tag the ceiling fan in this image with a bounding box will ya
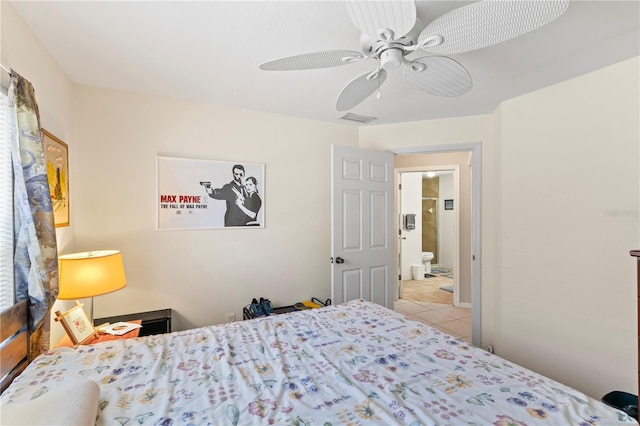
[259,0,569,112]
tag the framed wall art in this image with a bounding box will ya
[54,302,98,345]
[444,199,454,210]
[43,129,69,227]
[157,156,265,230]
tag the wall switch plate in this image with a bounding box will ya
[226,313,236,323]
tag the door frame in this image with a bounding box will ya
[396,166,460,307]
[391,142,482,347]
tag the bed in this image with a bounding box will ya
[1,299,636,425]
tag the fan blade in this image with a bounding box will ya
[418,0,569,54]
[336,69,388,111]
[345,0,416,40]
[259,50,365,71]
[404,56,472,97]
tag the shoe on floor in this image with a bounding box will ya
[294,302,310,310]
[260,297,275,315]
[250,298,265,317]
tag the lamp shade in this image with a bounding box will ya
[58,250,127,300]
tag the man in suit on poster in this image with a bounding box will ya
[202,164,248,227]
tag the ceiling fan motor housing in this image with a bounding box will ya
[360,32,415,57]
[380,48,405,70]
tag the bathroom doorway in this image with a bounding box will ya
[398,168,458,307]
[393,144,481,346]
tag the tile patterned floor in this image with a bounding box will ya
[394,270,472,342]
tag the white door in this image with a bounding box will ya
[331,145,395,309]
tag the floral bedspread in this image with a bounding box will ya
[2,299,634,425]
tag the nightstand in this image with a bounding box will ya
[55,320,141,348]
[94,308,171,337]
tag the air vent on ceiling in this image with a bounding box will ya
[339,113,377,124]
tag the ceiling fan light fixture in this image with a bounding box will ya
[380,48,404,70]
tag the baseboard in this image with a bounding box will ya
[459,302,471,309]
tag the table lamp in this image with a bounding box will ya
[57,250,127,324]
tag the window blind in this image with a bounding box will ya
[0,89,15,312]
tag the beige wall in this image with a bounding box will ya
[4,0,639,401]
[497,56,639,398]
[1,3,75,253]
[360,57,640,399]
[3,1,359,340]
[71,86,358,331]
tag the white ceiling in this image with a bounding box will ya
[9,1,640,126]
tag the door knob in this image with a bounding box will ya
[335,257,345,264]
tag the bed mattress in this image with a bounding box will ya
[1,299,634,425]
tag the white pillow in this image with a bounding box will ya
[1,378,100,426]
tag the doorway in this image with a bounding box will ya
[398,167,459,307]
[392,143,482,346]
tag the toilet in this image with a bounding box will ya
[422,252,434,274]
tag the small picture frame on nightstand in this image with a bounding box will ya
[54,301,98,345]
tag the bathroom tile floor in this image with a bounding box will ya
[394,271,472,342]
[401,275,453,305]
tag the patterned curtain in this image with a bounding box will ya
[9,71,59,359]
